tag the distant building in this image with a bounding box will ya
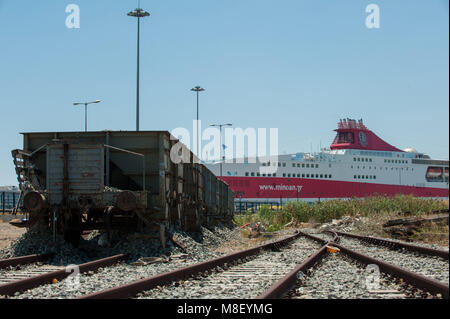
[0,186,21,212]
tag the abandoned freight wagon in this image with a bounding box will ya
[12,130,234,245]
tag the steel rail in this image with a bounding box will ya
[332,242,449,299]
[260,231,448,299]
[77,231,304,299]
[334,231,449,259]
[257,231,340,299]
[257,244,328,299]
[0,253,54,270]
[303,230,341,245]
[0,254,127,296]
[322,231,449,298]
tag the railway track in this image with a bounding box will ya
[134,236,323,299]
[0,264,64,286]
[0,254,127,297]
[283,231,449,299]
[327,231,449,285]
[77,231,313,299]
[290,253,411,299]
[2,230,448,299]
[72,231,450,299]
[0,253,54,269]
[0,253,60,286]
[334,231,449,259]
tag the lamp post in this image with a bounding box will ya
[191,86,205,158]
[73,100,101,132]
[210,123,232,180]
[128,7,150,131]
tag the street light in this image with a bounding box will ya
[191,86,205,158]
[73,100,101,132]
[128,7,150,131]
[210,123,232,180]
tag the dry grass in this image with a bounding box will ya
[411,222,449,247]
[235,195,448,228]
[234,196,449,246]
[351,210,399,237]
[349,211,449,246]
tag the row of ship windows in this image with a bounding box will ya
[353,157,409,164]
[261,158,410,168]
[245,172,332,179]
[384,159,408,164]
[354,175,377,180]
[351,166,413,171]
[357,151,407,158]
[292,163,319,168]
[261,162,320,168]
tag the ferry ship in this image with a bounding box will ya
[207,119,449,209]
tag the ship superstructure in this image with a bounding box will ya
[207,119,449,209]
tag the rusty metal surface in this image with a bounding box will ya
[256,231,338,299]
[335,231,449,259]
[117,191,137,212]
[299,231,335,245]
[78,232,303,299]
[259,231,449,299]
[23,191,46,212]
[47,144,104,206]
[0,253,54,270]
[18,131,234,235]
[0,254,127,296]
[257,244,328,299]
[332,242,449,298]
[326,231,449,297]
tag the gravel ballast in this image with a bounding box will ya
[301,229,449,286]
[1,224,297,299]
[292,254,425,299]
[334,236,449,285]
[136,236,322,299]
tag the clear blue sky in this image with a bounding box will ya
[0,0,448,186]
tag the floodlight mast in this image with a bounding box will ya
[191,86,205,157]
[73,100,101,131]
[128,8,150,131]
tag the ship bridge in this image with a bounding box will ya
[330,119,403,152]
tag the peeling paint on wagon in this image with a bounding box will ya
[12,131,234,245]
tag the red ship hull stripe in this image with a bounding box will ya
[221,177,449,199]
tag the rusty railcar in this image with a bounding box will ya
[12,131,234,245]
